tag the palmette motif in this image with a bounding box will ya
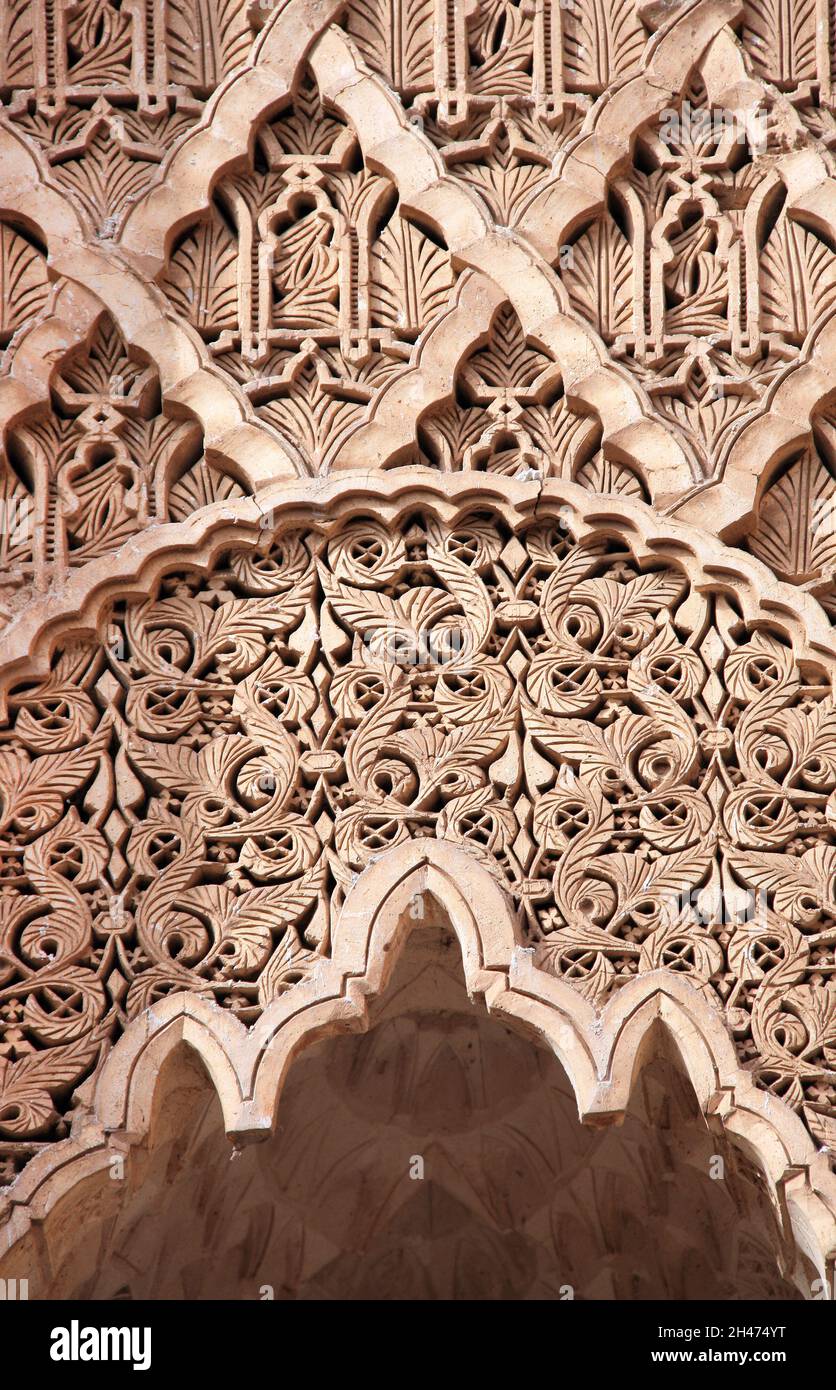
[0,501,834,1161]
[3,3,836,576]
[1,0,258,234]
[159,66,457,473]
[0,311,212,627]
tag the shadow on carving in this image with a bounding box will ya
[0,915,807,1300]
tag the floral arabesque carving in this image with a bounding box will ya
[344,0,648,119]
[0,310,215,627]
[0,492,834,1166]
[0,0,259,235]
[159,66,456,473]
[414,299,646,494]
[343,0,649,228]
[560,66,836,485]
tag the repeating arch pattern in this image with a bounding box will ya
[1,0,836,1294]
[0,5,835,543]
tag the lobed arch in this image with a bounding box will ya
[4,465,836,691]
[0,125,302,490]
[117,7,699,499]
[1,838,833,1295]
[8,8,676,505]
[5,3,836,523]
[0,477,834,1280]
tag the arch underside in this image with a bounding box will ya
[1,0,836,1300]
[0,916,809,1300]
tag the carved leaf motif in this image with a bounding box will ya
[370,215,454,337]
[743,0,817,84]
[1,0,35,86]
[449,132,554,225]
[563,0,647,90]
[0,743,103,836]
[272,210,340,329]
[563,219,633,341]
[752,985,836,1081]
[470,303,547,388]
[257,927,320,1005]
[168,462,244,520]
[395,710,516,799]
[345,684,411,795]
[780,698,836,785]
[419,404,494,471]
[466,0,534,95]
[0,1024,111,1138]
[54,124,154,231]
[804,1105,836,1151]
[729,845,836,923]
[166,0,254,93]
[575,453,646,499]
[0,461,33,574]
[66,0,132,84]
[597,848,713,931]
[760,219,836,340]
[128,733,261,821]
[749,448,836,580]
[129,593,307,676]
[345,0,435,93]
[177,871,325,978]
[163,212,239,339]
[320,567,458,654]
[0,223,49,343]
[521,701,650,783]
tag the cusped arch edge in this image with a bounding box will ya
[1,838,834,1292]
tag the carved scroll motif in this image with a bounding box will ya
[0,498,834,1163]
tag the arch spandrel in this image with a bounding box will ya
[2,0,836,1302]
[0,477,834,1292]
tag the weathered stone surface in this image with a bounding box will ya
[0,0,835,1299]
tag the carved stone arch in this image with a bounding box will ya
[7,3,836,532]
[355,294,647,493]
[0,955,816,1299]
[0,290,291,630]
[304,25,695,492]
[0,123,302,494]
[0,837,832,1296]
[5,1,836,1301]
[157,60,460,472]
[112,12,700,498]
[0,475,835,1269]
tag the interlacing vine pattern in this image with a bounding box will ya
[0,499,835,1171]
[1,0,836,1248]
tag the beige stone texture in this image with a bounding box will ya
[0,0,835,1300]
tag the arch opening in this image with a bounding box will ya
[2,908,804,1301]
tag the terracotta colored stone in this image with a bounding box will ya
[0,0,835,1301]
